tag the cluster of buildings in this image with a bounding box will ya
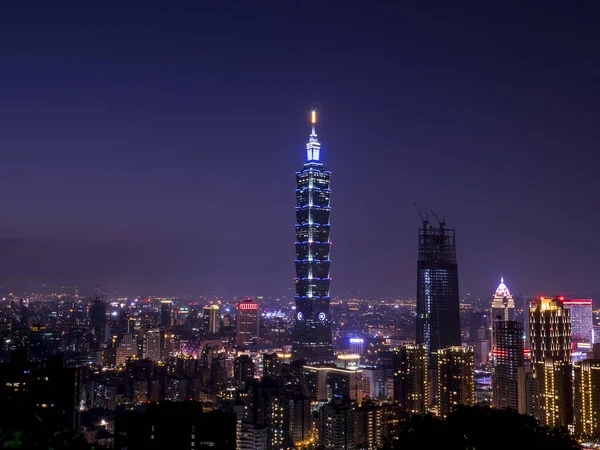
[0,112,599,449]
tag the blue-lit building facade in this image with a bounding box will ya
[416,220,461,365]
[292,112,334,364]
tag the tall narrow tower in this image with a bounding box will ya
[292,111,334,364]
[416,218,461,364]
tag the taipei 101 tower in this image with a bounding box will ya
[291,111,334,364]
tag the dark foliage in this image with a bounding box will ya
[0,408,98,450]
[384,406,580,450]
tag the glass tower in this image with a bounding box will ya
[292,111,334,364]
[416,219,461,364]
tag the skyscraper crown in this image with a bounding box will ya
[306,110,321,162]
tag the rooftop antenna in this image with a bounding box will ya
[412,202,429,226]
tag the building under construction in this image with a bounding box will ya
[415,213,461,365]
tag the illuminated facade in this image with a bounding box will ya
[292,111,334,364]
[437,346,475,419]
[490,278,515,321]
[530,296,572,428]
[236,299,259,346]
[393,344,428,415]
[203,305,220,334]
[575,354,600,437]
[416,219,461,364]
[564,299,593,343]
[492,321,525,412]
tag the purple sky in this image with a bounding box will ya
[0,1,599,299]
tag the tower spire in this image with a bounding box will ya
[306,110,321,162]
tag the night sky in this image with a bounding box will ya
[1,2,599,299]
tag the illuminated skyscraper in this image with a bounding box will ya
[393,344,428,415]
[563,299,593,343]
[203,305,220,334]
[574,345,600,436]
[492,320,525,412]
[142,328,161,362]
[437,346,475,419]
[160,300,172,329]
[292,111,334,364]
[530,296,572,428]
[491,278,515,322]
[236,299,259,346]
[416,218,461,364]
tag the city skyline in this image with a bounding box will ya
[1,3,599,300]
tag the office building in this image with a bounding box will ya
[89,298,107,342]
[335,354,360,370]
[142,328,161,362]
[203,304,220,334]
[393,344,428,415]
[564,299,593,343]
[492,320,525,412]
[263,352,291,378]
[292,111,335,364]
[416,217,461,364]
[160,300,172,329]
[350,337,365,355]
[304,365,362,402]
[530,296,572,428]
[319,398,355,450]
[438,346,475,419]
[491,278,515,322]
[574,345,600,437]
[234,354,255,388]
[116,333,137,367]
[236,299,259,346]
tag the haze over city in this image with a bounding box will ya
[1,2,599,300]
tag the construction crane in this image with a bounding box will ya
[429,209,446,228]
[412,201,429,226]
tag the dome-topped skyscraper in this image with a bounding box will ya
[491,277,515,322]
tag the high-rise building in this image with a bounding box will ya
[354,401,383,450]
[564,299,593,343]
[319,398,355,450]
[142,328,161,362]
[203,305,220,334]
[292,111,334,365]
[492,320,525,413]
[530,296,572,428]
[116,333,137,367]
[416,217,461,364]
[574,345,600,437]
[263,352,291,378]
[234,355,255,388]
[236,299,259,346]
[89,298,107,342]
[491,278,515,322]
[437,346,475,419]
[160,300,172,330]
[289,395,313,447]
[303,365,362,402]
[393,344,428,415]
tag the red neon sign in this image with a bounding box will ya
[237,302,259,311]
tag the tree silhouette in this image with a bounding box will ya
[384,406,580,450]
